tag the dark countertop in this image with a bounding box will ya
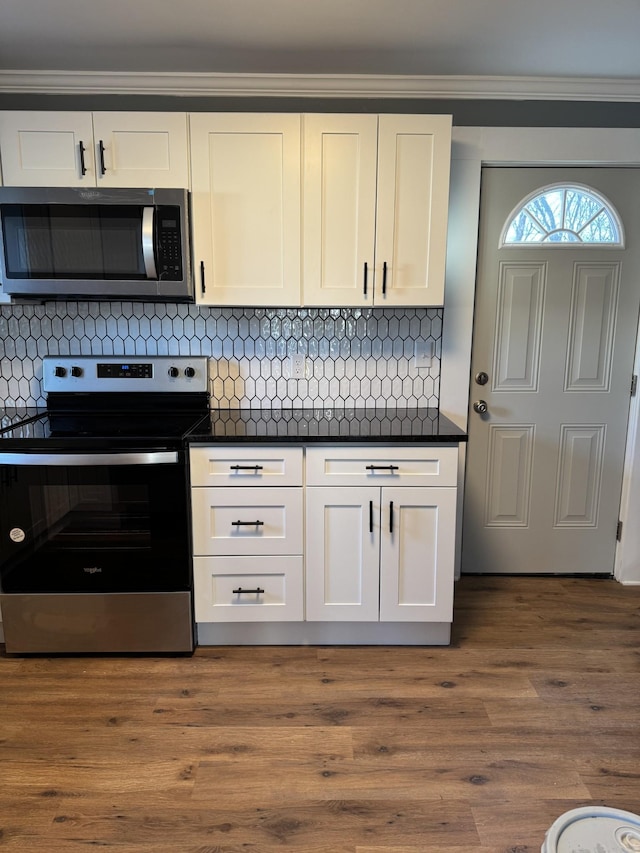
[0,406,467,445]
[188,407,467,443]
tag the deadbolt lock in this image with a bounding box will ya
[475,371,489,386]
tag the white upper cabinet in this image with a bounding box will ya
[190,113,302,306]
[0,112,94,186]
[0,111,189,188]
[91,113,189,188]
[303,114,378,307]
[303,113,452,307]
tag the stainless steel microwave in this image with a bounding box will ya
[0,187,192,301]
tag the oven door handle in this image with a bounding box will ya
[0,451,178,466]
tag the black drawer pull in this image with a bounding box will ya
[233,587,265,595]
[365,464,399,471]
[389,500,394,534]
[232,520,264,526]
[369,499,374,534]
[230,465,264,471]
[363,261,368,296]
[382,261,388,295]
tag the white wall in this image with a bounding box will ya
[440,126,640,584]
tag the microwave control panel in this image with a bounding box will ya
[156,206,183,281]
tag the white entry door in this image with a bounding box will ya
[462,168,640,575]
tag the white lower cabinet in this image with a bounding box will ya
[305,447,457,624]
[305,485,456,623]
[190,446,304,624]
[190,443,458,643]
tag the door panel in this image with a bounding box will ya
[380,486,456,621]
[554,425,605,526]
[302,114,378,306]
[305,486,380,621]
[463,167,640,575]
[484,425,535,527]
[0,111,95,186]
[92,112,189,188]
[190,113,301,306]
[375,114,451,306]
[565,263,618,391]
[493,262,545,391]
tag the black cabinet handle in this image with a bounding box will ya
[230,465,263,471]
[78,141,87,176]
[200,261,206,295]
[365,464,399,471]
[382,261,388,295]
[98,139,106,175]
[232,520,264,526]
[369,500,373,533]
[233,587,265,595]
[389,501,394,534]
[363,261,368,296]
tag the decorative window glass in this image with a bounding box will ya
[501,183,624,247]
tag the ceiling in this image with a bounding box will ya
[2,0,640,98]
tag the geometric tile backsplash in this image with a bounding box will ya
[0,301,442,409]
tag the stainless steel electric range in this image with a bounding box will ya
[0,355,209,655]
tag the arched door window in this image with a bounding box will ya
[500,183,624,246]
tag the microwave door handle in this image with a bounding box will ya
[142,206,158,280]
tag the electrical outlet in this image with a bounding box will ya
[413,339,435,368]
[290,353,306,378]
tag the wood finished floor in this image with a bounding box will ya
[1,574,639,852]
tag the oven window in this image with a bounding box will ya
[41,480,152,548]
[0,462,190,593]
[1,204,147,279]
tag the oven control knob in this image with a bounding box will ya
[71,366,83,377]
[168,367,180,378]
[184,367,195,378]
[54,366,67,378]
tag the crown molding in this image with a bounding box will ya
[1,70,640,101]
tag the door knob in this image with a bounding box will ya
[473,400,488,414]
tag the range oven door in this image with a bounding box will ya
[0,451,190,594]
[0,451,194,654]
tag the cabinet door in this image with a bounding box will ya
[305,487,380,621]
[0,111,95,186]
[91,112,189,188]
[190,113,301,306]
[379,486,456,622]
[303,114,378,306]
[375,115,452,307]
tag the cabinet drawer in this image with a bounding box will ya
[191,487,303,556]
[194,556,303,622]
[190,446,303,487]
[306,446,457,487]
